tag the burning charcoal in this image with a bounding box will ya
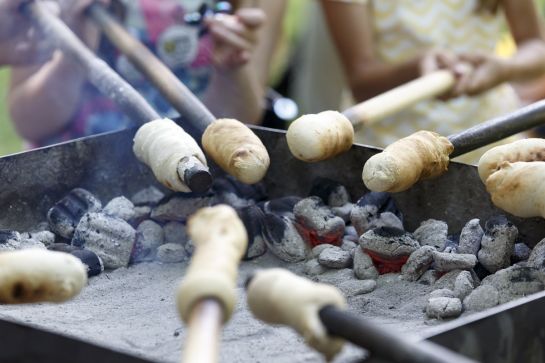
[527,238,545,270]
[72,212,136,269]
[413,219,448,251]
[463,285,500,312]
[458,219,483,255]
[304,259,328,276]
[293,197,345,247]
[47,188,102,239]
[426,297,462,319]
[512,243,531,263]
[350,192,403,236]
[261,214,308,262]
[338,279,376,297]
[331,204,354,223]
[156,243,187,263]
[131,220,164,263]
[70,249,104,277]
[367,212,404,231]
[419,270,442,285]
[481,265,545,304]
[47,243,81,253]
[429,288,457,299]
[130,186,165,206]
[103,197,136,221]
[453,271,475,300]
[311,244,333,258]
[432,251,477,272]
[130,206,151,226]
[28,231,56,247]
[478,215,518,273]
[353,248,379,280]
[316,268,354,286]
[212,175,267,204]
[401,246,435,282]
[309,177,351,207]
[150,196,212,223]
[318,246,352,269]
[235,205,267,260]
[359,227,420,274]
[341,239,357,255]
[0,230,20,244]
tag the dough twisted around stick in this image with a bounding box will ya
[177,205,248,323]
[485,161,545,218]
[362,131,453,192]
[202,119,270,184]
[247,268,346,361]
[478,138,545,182]
[0,249,87,304]
[286,111,354,162]
[133,118,207,192]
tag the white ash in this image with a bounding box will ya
[130,186,165,206]
[434,270,465,290]
[340,239,357,256]
[103,197,136,221]
[318,246,353,269]
[513,243,531,263]
[350,192,403,236]
[338,279,376,297]
[353,247,379,280]
[418,270,442,285]
[457,219,483,255]
[413,219,448,251]
[344,225,358,241]
[72,212,136,269]
[429,288,457,299]
[133,220,164,262]
[28,230,56,247]
[327,184,351,208]
[0,230,21,245]
[311,244,332,258]
[463,285,500,312]
[150,196,212,223]
[130,206,151,226]
[359,227,419,259]
[156,243,187,263]
[478,216,518,273]
[432,251,477,272]
[426,297,462,319]
[367,212,404,232]
[293,197,345,245]
[331,203,354,223]
[162,222,188,245]
[304,259,328,276]
[527,238,545,271]
[19,238,46,250]
[401,246,435,282]
[315,268,355,286]
[481,265,545,304]
[453,271,475,300]
[309,177,351,208]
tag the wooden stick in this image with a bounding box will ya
[183,299,224,363]
[343,70,455,127]
[24,1,212,192]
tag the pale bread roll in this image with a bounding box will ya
[286,111,354,162]
[0,249,87,304]
[247,268,346,361]
[478,138,545,182]
[133,119,207,192]
[202,119,270,184]
[177,205,248,323]
[362,131,453,192]
[485,161,545,218]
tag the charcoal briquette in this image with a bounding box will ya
[70,249,104,277]
[156,243,187,263]
[318,246,352,269]
[0,230,20,244]
[236,205,267,260]
[103,197,136,221]
[432,251,477,272]
[413,219,448,251]
[401,246,435,281]
[478,215,518,273]
[426,297,462,319]
[309,177,351,207]
[130,186,165,206]
[512,242,531,263]
[458,219,483,255]
[294,197,345,247]
[261,211,308,262]
[353,247,379,280]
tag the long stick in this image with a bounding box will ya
[184,299,223,363]
[24,1,212,193]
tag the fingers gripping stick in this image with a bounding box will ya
[177,205,248,323]
[0,249,87,304]
[246,269,346,361]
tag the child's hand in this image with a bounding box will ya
[205,8,266,70]
[450,53,510,96]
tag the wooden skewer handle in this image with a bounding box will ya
[343,70,455,127]
[183,299,224,363]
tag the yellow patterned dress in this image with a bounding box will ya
[354,0,520,164]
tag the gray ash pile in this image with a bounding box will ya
[3,176,545,325]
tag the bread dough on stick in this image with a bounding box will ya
[362,131,453,192]
[133,119,207,192]
[0,249,87,304]
[485,161,545,218]
[202,119,270,184]
[247,268,346,361]
[478,138,545,183]
[286,111,354,162]
[177,205,247,323]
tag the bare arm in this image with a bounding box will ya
[320,0,422,102]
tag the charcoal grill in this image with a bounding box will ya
[0,126,544,363]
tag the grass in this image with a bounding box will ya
[0,69,22,156]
